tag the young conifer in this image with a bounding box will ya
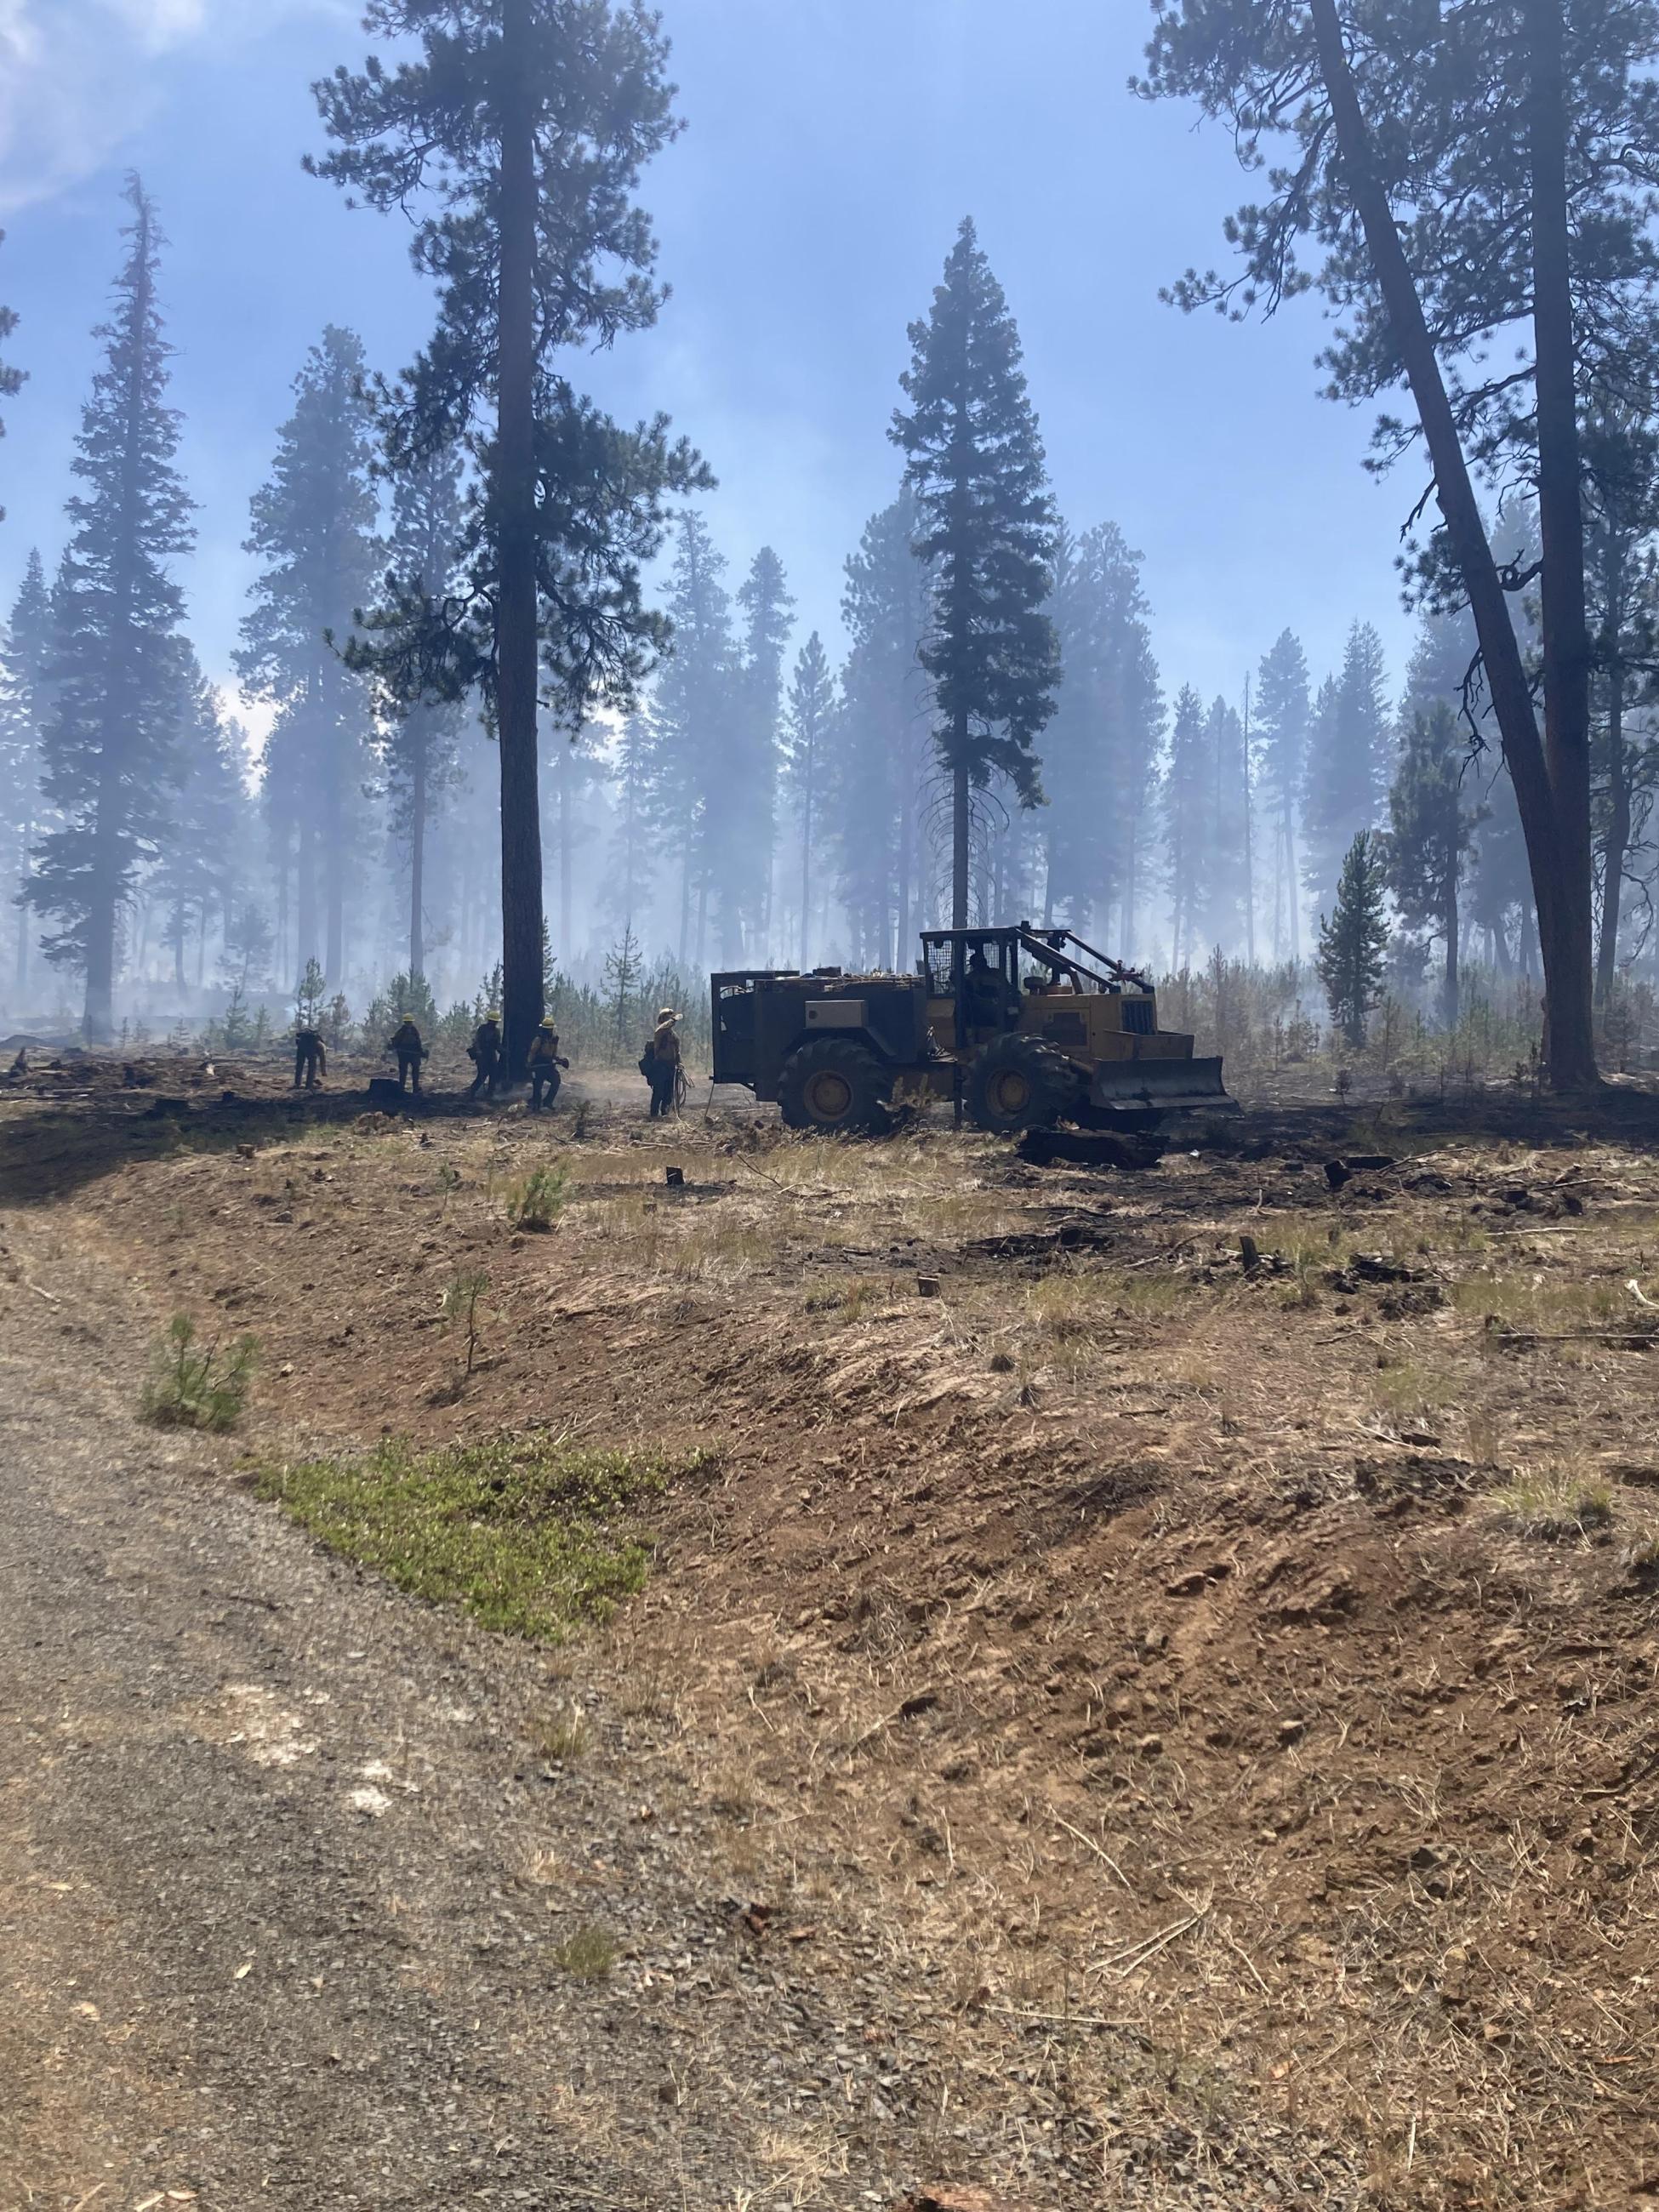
[1317,830,1391,1049]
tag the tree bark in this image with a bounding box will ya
[1525,0,1598,1084]
[296,820,319,975]
[1241,677,1256,965]
[1597,653,1629,1006]
[1308,0,1598,1089]
[14,802,31,997]
[84,194,155,1046]
[410,736,426,983]
[799,735,813,970]
[1286,808,1301,964]
[494,0,544,1081]
[951,729,970,931]
[558,746,573,959]
[896,764,913,971]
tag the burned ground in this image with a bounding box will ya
[3,1056,1658,2209]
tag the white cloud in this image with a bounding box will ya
[0,0,340,214]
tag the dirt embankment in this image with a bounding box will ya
[3,1069,1659,2209]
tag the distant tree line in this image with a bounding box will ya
[4,0,1659,1097]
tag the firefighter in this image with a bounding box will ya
[527,1018,568,1112]
[647,1006,681,1119]
[385,1014,427,1095]
[293,1023,326,1090]
[466,1009,503,1102]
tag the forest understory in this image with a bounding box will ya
[3,1061,1659,2211]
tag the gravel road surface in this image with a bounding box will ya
[0,1211,921,2212]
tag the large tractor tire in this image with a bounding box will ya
[778,1037,892,1135]
[966,1035,1075,1134]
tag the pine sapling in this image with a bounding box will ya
[1317,831,1391,1049]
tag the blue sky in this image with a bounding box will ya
[0,0,1419,724]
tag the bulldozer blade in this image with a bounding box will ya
[1087,1056,1240,1117]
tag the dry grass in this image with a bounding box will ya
[1452,1270,1635,1328]
[51,1082,1659,2209]
[1368,1356,1460,1428]
[1484,1465,1616,1538]
[533,1707,590,1762]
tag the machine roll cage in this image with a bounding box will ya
[919,923,1154,1000]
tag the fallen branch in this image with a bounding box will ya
[1047,1809,1135,1892]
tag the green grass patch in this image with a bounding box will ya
[553,1923,618,1979]
[257,1434,715,1640]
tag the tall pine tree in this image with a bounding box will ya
[835,489,933,964]
[653,511,737,966]
[544,715,608,960]
[1255,629,1309,961]
[1200,694,1252,952]
[720,545,793,961]
[1044,521,1163,949]
[1139,0,1651,1086]
[891,219,1059,927]
[370,440,469,985]
[0,230,22,520]
[238,327,381,989]
[311,0,707,1075]
[0,551,52,994]
[607,706,658,929]
[1387,700,1481,1025]
[25,179,195,1041]
[783,631,835,969]
[151,648,252,993]
[1162,684,1210,967]
[1303,620,1390,921]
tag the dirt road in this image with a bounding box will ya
[0,1211,926,2212]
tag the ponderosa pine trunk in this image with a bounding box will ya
[799,741,814,969]
[1593,484,1632,1008]
[83,203,155,1046]
[494,0,544,1081]
[1598,653,1629,1006]
[896,767,915,968]
[14,797,31,997]
[296,824,319,978]
[409,738,426,983]
[1308,0,1599,1090]
[951,706,970,930]
[558,750,573,960]
[1525,0,1598,1086]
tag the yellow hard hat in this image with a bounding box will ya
[484,1008,500,1023]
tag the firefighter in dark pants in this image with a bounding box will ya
[647,1006,681,1118]
[466,1010,503,1102]
[527,1018,568,1111]
[293,1025,326,1089]
[386,1016,427,1094]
